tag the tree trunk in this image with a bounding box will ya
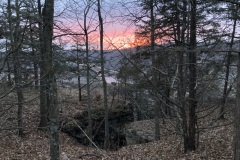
[76,43,82,102]
[97,0,110,149]
[6,59,12,86]
[33,44,39,90]
[5,37,12,85]
[149,0,160,141]
[233,43,240,160]
[15,0,24,136]
[33,61,39,89]
[220,12,237,119]
[8,0,24,136]
[42,0,59,159]
[176,0,189,153]
[29,21,39,90]
[38,0,48,128]
[231,4,240,160]
[164,79,171,117]
[187,0,197,152]
[83,4,93,143]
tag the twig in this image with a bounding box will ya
[71,119,106,157]
[79,153,101,159]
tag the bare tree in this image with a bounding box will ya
[220,5,237,119]
[76,43,82,102]
[230,3,240,160]
[38,0,48,128]
[234,46,240,160]
[187,0,197,152]
[97,0,109,149]
[42,0,59,159]
[174,0,189,153]
[7,0,24,136]
[84,1,93,143]
[66,0,102,142]
[149,0,160,141]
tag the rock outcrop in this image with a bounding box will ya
[61,104,133,150]
[124,120,155,145]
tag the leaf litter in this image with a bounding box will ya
[0,87,234,159]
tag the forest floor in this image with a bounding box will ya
[0,87,234,160]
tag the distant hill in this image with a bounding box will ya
[62,48,136,71]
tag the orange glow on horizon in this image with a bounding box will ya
[54,26,161,50]
[54,19,139,50]
[60,30,137,50]
[54,30,168,50]
[103,34,135,50]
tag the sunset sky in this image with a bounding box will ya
[54,0,138,50]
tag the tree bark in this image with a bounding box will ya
[176,0,189,153]
[29,22,39,90]
[230,3,240,160]
[6,59,12,86]
[149,0,160,141]
[42,0,59,159]
[15,0,24,136]
[187,0,197,152]
[97,0,110,149]
[220,11,237,119]
[8,0,24,136]
[76,43,82,102]
[38,0,48,128]
[233,43,240,160]
[83,3,93,144]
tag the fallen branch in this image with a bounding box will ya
[79,153,101,159]
[72,119,107,157]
